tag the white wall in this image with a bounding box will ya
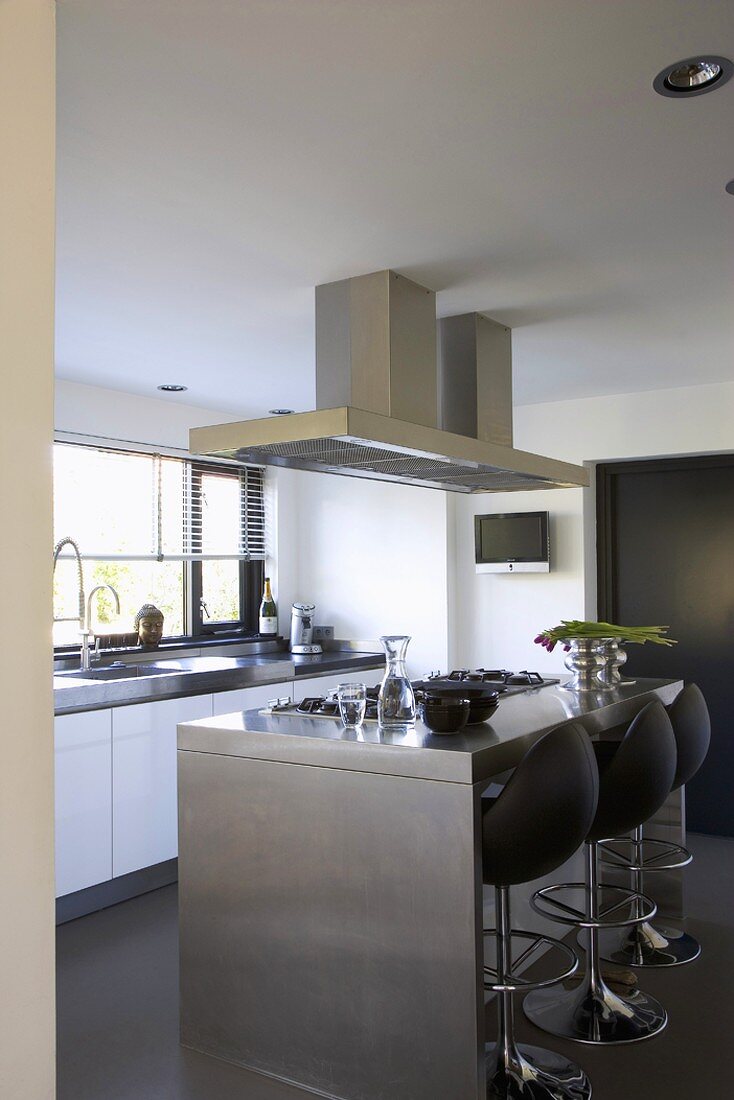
[274,467,449,677]
[55,378,241,451]
[0,3,56,1097]
[450,381,734,676]
[517,381,734,467]
[58,376,734,681]
[55,381,449,676]
[449,486,585,675]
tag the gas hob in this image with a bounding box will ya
[268,688,381,722]
[265,668,558,723]
[435,669,560,694]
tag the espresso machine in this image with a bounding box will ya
[290,602,322,655]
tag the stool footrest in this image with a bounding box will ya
[598,836,692,872]
[483,927,578,992]
[530,882,657,929]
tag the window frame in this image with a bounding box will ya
[190,557,264,637]
[187,460,264,637]
[53,440,266,648]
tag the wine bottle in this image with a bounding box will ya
[259,577,278,635]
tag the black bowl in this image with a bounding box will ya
[413,677,503,701]
[466,694,500,724]
[421,694,471,734]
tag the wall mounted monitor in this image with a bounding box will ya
[474,511,550,573]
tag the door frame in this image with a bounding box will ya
[596,454,734,620]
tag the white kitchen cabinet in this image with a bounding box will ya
[211,680,292,718]
[112,695,212,877]
[55,710,112,897]
[56,668,383,894]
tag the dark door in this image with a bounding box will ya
[597,455,734,836]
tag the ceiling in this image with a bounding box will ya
[56,1,734,415]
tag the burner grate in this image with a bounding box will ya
[437,669,558,691]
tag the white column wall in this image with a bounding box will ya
[0,3,57,1096]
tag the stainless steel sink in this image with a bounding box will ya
[148,656,247,674]
[55,656,264,682]
[55,664,178,681]
[53,651,302,713]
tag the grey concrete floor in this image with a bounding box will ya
[57,833,734,1099]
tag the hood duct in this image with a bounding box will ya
[190,270,588,493]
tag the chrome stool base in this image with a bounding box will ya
[599,835,692,873]
[486,1041,592,1099]
[483,928,579,992]
[526,842,667,1045]
[598,921,701,968]
[597,824,700,968]
[486,885,591,1098]
[523,976,667,1045]
[530,881,657,930]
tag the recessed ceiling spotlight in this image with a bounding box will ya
[654,55,733,97]
[269,408,294,415]
[726,180,734,196]
[157,383,188,393]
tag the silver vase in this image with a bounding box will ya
[561,637,605,692]
[596,637,635,688]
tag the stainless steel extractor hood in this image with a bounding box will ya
[190,270,588,493]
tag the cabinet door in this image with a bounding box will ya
[211,680,293,718]
[112,695,212,877]
[55,710,112,897]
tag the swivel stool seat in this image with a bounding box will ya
[598,683,711,968]
[482,721,598,1099]
[523,700,677,1045]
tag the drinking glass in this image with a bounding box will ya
[337,682,367,728]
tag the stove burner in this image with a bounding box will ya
[296,696,336,715]
[294,694,379,720]
[440,664,548,682]
[506,670,545,686]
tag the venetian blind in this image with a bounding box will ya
[53,443,266,561]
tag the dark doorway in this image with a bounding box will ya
[597,455,734,836]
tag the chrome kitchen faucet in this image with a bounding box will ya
[53,537,86,668]
[83,585,121,671]
[52,538,121,671]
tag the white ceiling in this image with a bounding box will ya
[56,0,734,415]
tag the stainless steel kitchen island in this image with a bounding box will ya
[177,678,682,1100]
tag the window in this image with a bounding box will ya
[52,442,266,647]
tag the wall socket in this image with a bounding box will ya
[313,625,334,642]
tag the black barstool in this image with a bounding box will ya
[523,700,677,1044]
[482,722,598,1098]
[598,683,711,968]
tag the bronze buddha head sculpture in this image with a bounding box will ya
[135,603,164,648]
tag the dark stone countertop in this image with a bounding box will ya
[54,650,384,716]
[291,652,383,676]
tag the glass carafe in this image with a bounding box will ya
[378,635,416,730]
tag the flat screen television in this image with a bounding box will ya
[474,511,550,573]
